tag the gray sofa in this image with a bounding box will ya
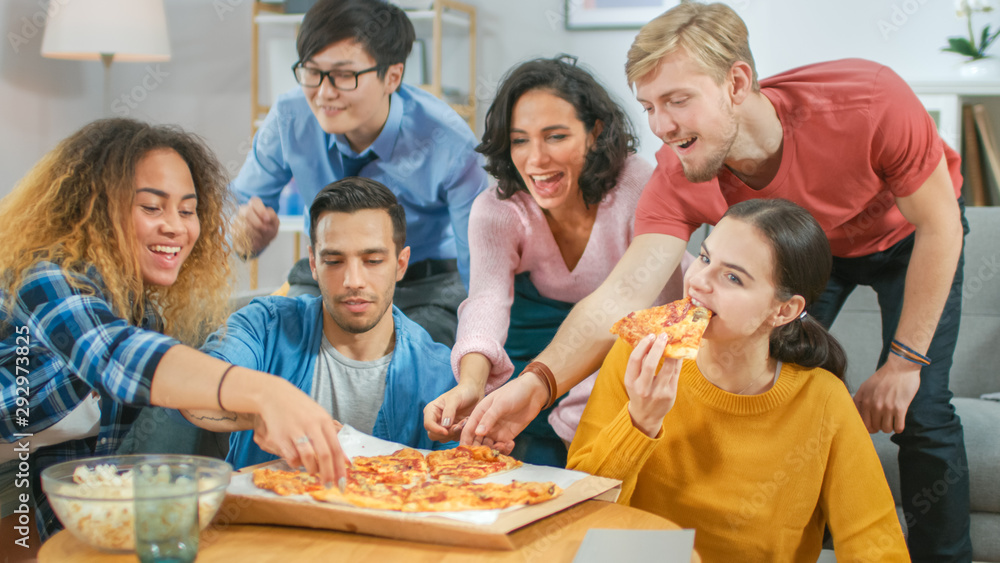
[829,206,1000,562]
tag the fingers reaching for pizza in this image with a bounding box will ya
[624,334,683,438]
[423,382,484,442]
[460,374,548,455]
[251,380,350,488]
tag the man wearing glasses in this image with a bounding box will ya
[230,0,486,347]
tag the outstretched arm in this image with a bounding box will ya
[150,345,348,486]
[180,409,254,432]
[460,233,688,452]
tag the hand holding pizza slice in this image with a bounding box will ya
[610,297,712,360]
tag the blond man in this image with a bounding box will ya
[461,4,970,561]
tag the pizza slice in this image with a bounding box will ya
[350,448,429,486]
[399,481,562,512]
[426,445,522,483]
[252,468,324,496]
[310,480,410,510]
[610,296,712,360]
[497,481,564,507]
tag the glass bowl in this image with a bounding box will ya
[40,454,232,552]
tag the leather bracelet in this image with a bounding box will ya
[889,347,928,366]
[890,339,931,365]
[217,364,237,411]
[523,361,558,410]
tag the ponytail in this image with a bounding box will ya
[769,314,847,383]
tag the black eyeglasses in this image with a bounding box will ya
[291,63,381,90]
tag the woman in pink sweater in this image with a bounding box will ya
[423,56,688,465]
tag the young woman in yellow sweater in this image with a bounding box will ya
[567,199,908,562]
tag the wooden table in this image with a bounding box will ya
[40,500,699,562]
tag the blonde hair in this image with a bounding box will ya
[626,2,758,91]
[0,118,238,346]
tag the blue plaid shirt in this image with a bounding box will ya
[0,261,178,537]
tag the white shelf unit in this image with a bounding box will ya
[910,80,1000,207]
[911,81,1000,151]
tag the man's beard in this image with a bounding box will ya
[324,289,394,334]
[680,123,738,183]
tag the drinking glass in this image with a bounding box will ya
[133,463,200,563]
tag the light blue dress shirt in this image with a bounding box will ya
[230,84,487,287]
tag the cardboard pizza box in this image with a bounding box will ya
[212,429,622,550]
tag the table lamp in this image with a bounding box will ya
[41,0,171,116]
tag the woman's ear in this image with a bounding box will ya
[772,294,806,328]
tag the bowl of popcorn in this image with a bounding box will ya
[40,454,232,552]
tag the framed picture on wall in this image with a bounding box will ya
[565,0,680,30]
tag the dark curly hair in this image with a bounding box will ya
[477,56,638,206]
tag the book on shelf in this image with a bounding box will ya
[964,103,1000,206]
[963,105,987,206]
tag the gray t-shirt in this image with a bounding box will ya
[312,336,391,434]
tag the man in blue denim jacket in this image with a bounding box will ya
[188,178,467,468]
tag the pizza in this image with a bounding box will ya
[312,481,410,511]
[350,447,429,486]
[252,468,324,496]
[253,446,560,513]
[427,445,521,482]
[610,297,712,360]
[310,479,561,513]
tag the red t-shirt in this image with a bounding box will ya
[635,58,963,258]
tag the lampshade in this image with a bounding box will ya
[41,0,170,62]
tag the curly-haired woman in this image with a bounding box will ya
[0,118,347,540]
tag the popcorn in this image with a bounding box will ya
[49,463,225,552]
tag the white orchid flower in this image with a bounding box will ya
[957,0,971,17]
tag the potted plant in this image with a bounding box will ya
[943,0,1000,77]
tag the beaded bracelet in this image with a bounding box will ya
[890,339,931,366]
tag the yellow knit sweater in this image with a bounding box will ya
[568,339,909,563]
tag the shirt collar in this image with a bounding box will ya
[330,90,404,159]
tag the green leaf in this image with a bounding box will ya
[985,26,1000,52]
[981,25,992,54]
[943,37,980,57]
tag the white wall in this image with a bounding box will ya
[0,0,983,289]
[1,0,254,188]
